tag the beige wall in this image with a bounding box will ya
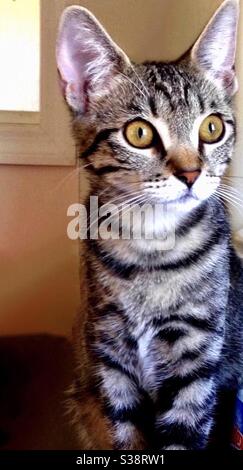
[3,0,241,337]
[74,0,222,62]
[0,165,79,336]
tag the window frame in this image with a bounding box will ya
[0,0,75,166]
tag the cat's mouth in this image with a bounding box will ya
[143,172,221,206]
[156,191,201,205]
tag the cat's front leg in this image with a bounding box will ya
[94,358,154,450]
[68,362,152,450]
[154,374,217,450]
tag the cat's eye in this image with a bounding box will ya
[124,120,155,149]
[199,115,225,144]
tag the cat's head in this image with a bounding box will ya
[56,0,239,218]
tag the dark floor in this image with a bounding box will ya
[0,334,236,450]
[0,335,79,450]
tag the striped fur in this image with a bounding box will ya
[57,1,243,450]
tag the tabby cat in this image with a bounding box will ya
[56,0,243,450]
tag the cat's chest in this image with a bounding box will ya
[136,325,183,390]
[117,268,197,336]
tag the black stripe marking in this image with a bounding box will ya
[149,96,158,117]
[225,119,235,126]
[81,128,118,159]
[89,227,221,279]
[128,103,144,114]
[89,240,136,280]
[225,119,237,137]
[156,361,217,414]
[125,335,138,350]
[180,349,201,362]
[184,83,191,107]
[156,83,175,111]
[96,302,125,318]
[154,314,217,333]
[156,421,208,450]
[104,394,155,445]
[98,330,137,351]
[180,345,207,362]
[159,229,221,271]
[157,327,187,344]
[108,141,142,163]
[182,316,217,332]
[87,165,131,176]
[96,350,136,383]
[97,350,153,403]
[220,157,231,165]
[198,95,205,113]
[94,303,137,350]
[175,203,207,238]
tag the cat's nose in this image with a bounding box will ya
[175,169,201,189]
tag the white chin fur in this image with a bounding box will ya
[191,172,220,201]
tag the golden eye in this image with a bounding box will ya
[199,114,225,144]
[124,120,155,149]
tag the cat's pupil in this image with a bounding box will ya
[138,127,144,139]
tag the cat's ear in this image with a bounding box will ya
[190,0,239,96]
[56,6,131,113]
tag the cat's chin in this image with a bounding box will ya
[159,186,218,213]
[168,196,201,214]
[152,192,200,206]
[159,193,206,216]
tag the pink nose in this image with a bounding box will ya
[175,169,201,189]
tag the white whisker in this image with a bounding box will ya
[217,188,243,205]
[130,64,150,97]
[119,72,148,101]
[219,184,243,199]
[50,166,80,193]
[87,192,146,232]
[215,191,243,214]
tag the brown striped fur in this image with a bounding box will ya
[57,1,243,450]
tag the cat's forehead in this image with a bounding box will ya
[136,62,224,110]
[110,61,234,128]
[90,62,233,133]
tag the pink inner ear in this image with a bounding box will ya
[57,27,108,99]
[57,36,82,84]
[57,28,93,110]
[221,70,234,87]
[56,6,129,111]
[218,69,238,95]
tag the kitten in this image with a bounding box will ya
[56,0,243,450]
